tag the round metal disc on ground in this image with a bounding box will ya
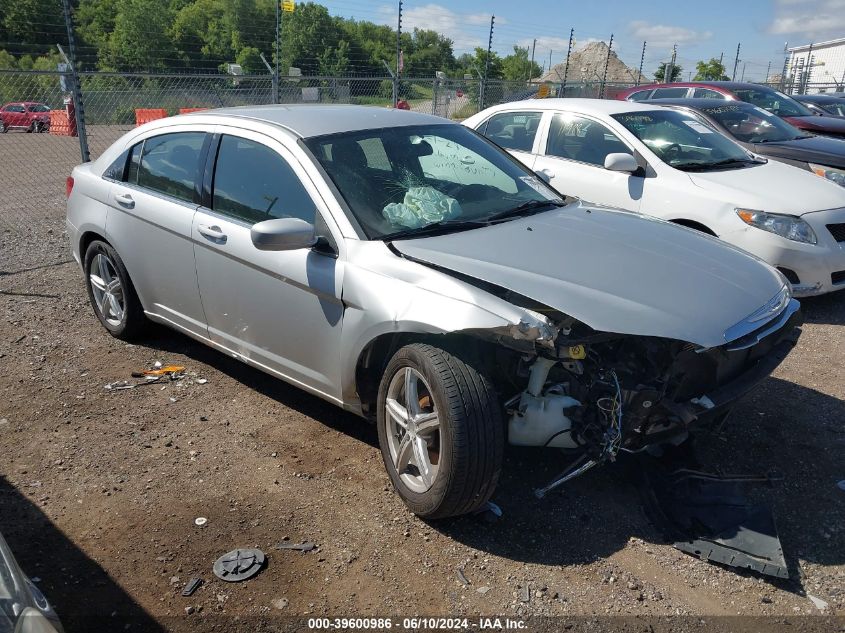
[212,548,266,582]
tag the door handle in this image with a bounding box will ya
[114,193,135,208]
[197,224,227,242]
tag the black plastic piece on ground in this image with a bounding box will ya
[181,577,203,597]
[212,549,266,582]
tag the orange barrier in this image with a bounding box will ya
[135,108,168,127]
[179,107,207,114]
[49,110,73,136]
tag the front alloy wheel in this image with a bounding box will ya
[376,343,504,519]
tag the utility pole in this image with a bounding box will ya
[529,39,536,82]
[60,0,89,162]
[599,33,613,97]
[636,40,646,86]
[802,43,814,94]
[765,60,772,84]
[394,0,402,107]
[740,62,746,82]
[665,44,676,84]
[481,14,494,109]
[780,42,790,91]
[732,43,741,81]
[560,28,574,96]
[275,0,280,103]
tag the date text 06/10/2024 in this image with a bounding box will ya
[306,617,527,629]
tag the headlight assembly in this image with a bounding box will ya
[809,163,845,187]
[736,209,818,244]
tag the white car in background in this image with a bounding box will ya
[464,99,845,296]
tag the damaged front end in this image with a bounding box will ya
[472,292,803,497]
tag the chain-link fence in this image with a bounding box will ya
[0,68,641,237]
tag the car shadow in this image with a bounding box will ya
[0,475,166,632]
[135,326,843,587]
[800,292,845,326]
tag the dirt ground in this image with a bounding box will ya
[1,138,844,632]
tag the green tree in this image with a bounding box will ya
[654,61,682,83]
[279,2,343,75]
[1,0,67,54]
[502,46,541,81]
[694,58,729,81]
[99,0,178,71]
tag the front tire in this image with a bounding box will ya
[83,240,146,340]
[376,343,504,519]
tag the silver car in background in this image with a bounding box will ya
[66,105,801,517]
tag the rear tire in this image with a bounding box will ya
[376,343,504,519]
[83,240,146,340]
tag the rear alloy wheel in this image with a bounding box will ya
[83,240,146,340]
[376,343,504,519]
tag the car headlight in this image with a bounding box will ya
[809,162,845,187]
[735,209,818,244]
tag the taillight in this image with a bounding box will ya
[66,176,74,198]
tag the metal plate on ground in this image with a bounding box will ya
[212,548,266,582]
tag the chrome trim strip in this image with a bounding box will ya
[724,298,800,352]
[723,285,791,344]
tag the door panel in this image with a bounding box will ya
[535,112,643,212]
[105,131,208,337]
[192,131,344,399]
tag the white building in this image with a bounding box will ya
[788,38,845,93]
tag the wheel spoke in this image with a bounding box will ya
[385,398,409,429]
[107,278,122,294]
[394,434,413,472]
[414,411,439,435]
[97,255,111,285]
[89,274,107,292]
[107,294,123,320]
[413,437,433,488]
[404,367,420,416]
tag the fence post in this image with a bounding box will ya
[599,34,613,99]
[394,0,402,107]
[481,15,495,109]
[60,0,89,162]
[558,28,574,97]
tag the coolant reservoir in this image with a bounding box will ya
[508,392,581,449]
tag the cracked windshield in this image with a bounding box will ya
[305,124,565,239]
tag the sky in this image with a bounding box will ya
[320,0,845,81]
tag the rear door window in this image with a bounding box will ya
[627,89,653,101]
[692,88,725,99]
[545,113,629,167]
[137,132,205,203]
[481,111,543,152]
[211,135,316,225]
[652,87,690,99]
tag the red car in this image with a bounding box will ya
[0,101,51,133]
[616,81,845,139]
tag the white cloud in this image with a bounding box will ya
[627,20,712,49]
[768,0,845,40]
[376,4,499,52]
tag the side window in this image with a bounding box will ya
[627,89,653,101]
[545,113,629,167]
[212,135,316,225]
[137,132,205,202]
[104,142,143,182]
[482,111,543,151]
[651,87,690,99]
[127,143,142,184]
[692,88,724,99]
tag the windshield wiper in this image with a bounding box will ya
[381,218,491,241]
[673,157,762,172]
[483,199,567,223]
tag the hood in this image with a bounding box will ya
[753,135,845,170]
[393,202,785,349]
[685,159,845,215]
[784,115,845,136]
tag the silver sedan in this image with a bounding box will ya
[67,105,801,518]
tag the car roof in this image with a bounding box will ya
[479,98,670,115]
[648,98,759,110]
[794,94,844,103]
[182,104,452,138]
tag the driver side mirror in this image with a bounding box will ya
[251,218,318,251]
[604,153,639,173]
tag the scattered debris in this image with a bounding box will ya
[808,595,829,612]
[194,517,208,527]
[131,365,185,378]
[271,597,289,610]
[105,363,189,391]
[519,585,530,603]
[0,418,8,426]
[456,567,470,586]
[184,606,195,615]
[196,378,208,385]
[474,500,503,523]
[212,549,266,582]
[476,586,491,595]
[274,541,316,552]
[181,578,203,597]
